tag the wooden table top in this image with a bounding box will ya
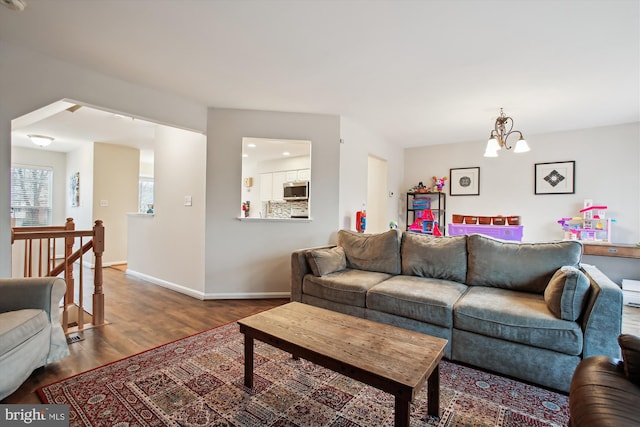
[238,302,447,398]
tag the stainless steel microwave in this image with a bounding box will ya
[283,181,309,201]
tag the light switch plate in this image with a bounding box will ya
[184,196,192,206]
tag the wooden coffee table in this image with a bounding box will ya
[238,302,447,426]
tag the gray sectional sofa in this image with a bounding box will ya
[290,229,623,392]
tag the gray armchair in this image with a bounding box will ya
[0,277,70,400]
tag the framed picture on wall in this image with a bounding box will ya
[70,172,80,207]
[535,161,575,194]
[450,167,480,196]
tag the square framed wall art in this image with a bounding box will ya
[534,161,575,195]
[450,167,480,196]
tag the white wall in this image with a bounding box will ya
[339,117,404,232]
[127,126,206,296]
[93,143,139,265]
[11,147,67,226]
[404,122,639,244]
[65,144,94,231]
[0,41,206,277]
[205,108,340,298]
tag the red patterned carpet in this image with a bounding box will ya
[39,323,569,426]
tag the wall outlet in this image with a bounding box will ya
[184,195,192,206]
[100,200,108,207]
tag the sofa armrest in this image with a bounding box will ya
[0,277,66,321]
[291,245,335,302]
[580,264,623,359]
[0,277,69,364]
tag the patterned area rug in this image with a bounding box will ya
[39,323,569,426]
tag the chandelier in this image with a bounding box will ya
[484,108,530,157]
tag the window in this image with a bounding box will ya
[11,166,53,226]
[139,177,154,213]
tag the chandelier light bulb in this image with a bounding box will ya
[514,137,530,153]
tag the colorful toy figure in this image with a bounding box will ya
[432,176,447,192]
[356,204,366,233]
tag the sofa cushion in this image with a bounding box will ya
[367,275,468,328]
[337,229,401,275]
[544,266,590,321]
[303,269,392,307]
[401,233,467,282]
[466,234,583,293]
[306,246,347,277]
[0,309,48,356]
[618,334,640,384]
[454,286,583,355]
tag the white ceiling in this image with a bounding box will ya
[1,0,639,150]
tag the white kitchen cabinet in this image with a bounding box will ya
[260,173,273,202]
[285,170,298,181]
[297,169,311,181]
[272,172,286,200]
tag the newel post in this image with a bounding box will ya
[92,220,105,326]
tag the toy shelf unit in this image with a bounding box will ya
[558,200,612,243]
[448,223,524,242]
[406,192,446,236]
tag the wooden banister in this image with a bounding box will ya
[11,218,106,333]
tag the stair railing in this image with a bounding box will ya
[11,218,105,333]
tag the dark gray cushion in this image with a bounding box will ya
[337,229,401,275]
[367,275,468,327]
[619,334,640,384]
[466,234,583,293]
[454,286,583,355]
[306,246,347,277]
[302,269,392,307]
[401,233,467,282]
[544,266,590,321]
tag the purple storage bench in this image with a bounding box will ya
[447,223,524,241]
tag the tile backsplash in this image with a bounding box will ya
[263,200,308,219]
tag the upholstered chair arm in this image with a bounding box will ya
[0,277,66,321]
[580,264,623,359]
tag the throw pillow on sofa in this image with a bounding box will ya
[618,334,640,384]
[544,266,590,321]
[401,233,467,282]
[337,229,401,275]
[306,246,347,277]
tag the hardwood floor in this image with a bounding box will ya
[2,267,288,404]
[2,267,639,404]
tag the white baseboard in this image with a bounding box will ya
[125,269,290,300]
[202,291,291,300]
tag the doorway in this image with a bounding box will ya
[367,155,388,233]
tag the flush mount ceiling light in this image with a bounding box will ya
[28,134,54,147]
[484,108,530,157]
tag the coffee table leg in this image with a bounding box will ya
[244,335,254,388]
[427,364,440,417]
[395,396,410,427]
